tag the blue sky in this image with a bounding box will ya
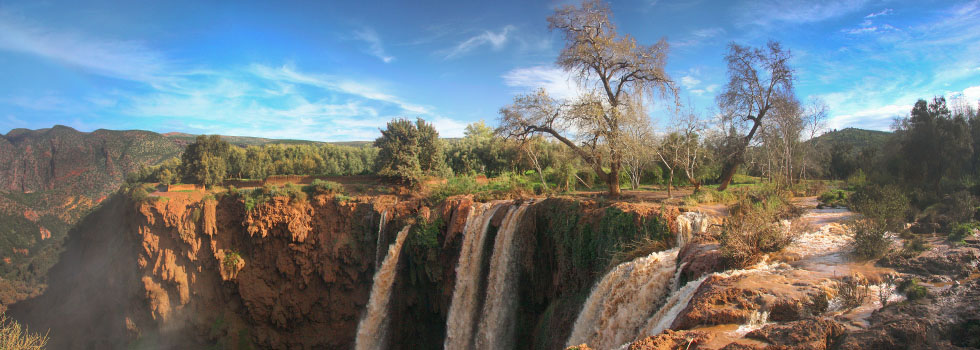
[1,0,978,141]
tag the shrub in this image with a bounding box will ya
[900,236,930,257]
[849,184,909,232]
[223,250,242,271]
[0,312,48,350]
[720,203,797,268]
[818,189,849,208]
[308,179,345,194]
[834,274,870,310]
[898,278,928,300]
[950,221,979,242]
[852,219,891,260]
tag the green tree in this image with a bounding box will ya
[181,135,231,187]
[416,118,447,175]
[375,119,424,185]
[898,97,973,192]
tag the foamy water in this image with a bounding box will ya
[443,202,506,350]
[566,248,680,349]
[355,225,412,350]
[473,202,531,350]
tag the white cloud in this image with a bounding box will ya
[964,85,980,101]
[680,75,701,89]
[828,103,909,131]
[865,8,893,18]
[443,25,515,59]
[352,27,395,63]
[501,65,584,100]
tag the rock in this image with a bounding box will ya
[879,243,980,278]
[745,318,846,350]
[627,330,712,350]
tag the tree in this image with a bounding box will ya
[181,135,231,187]
[498,0,676,196]
[715,41,794,191]
[672,106,709,191]
[898,97,972,192]
[374,118,446,186]
[799,98,828,180]
[375,119,423,185]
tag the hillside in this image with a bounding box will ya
[0,126,181,309]
[808,127,891,150]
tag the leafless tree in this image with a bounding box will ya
[799,98,828,180]
[498,0,676,197]
[715,41,794,191]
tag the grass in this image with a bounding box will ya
[817,189,850,208]
[428,173,536,203]
[0,312,48,350]
[949,221,978,243]
[898,278,928,301]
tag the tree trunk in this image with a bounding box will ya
[607,171,621,197]
[667,168,674,198]
[716,155,741,191]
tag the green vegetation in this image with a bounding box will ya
[374,118,447,186]
[818,189,850,208]
[848,184,910,232]
[949,222,978,243]
[223,251,242,271]
[852,219,891,260]
[0,312,48,350]
[898,278,928,301]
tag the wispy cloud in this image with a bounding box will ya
[865,8,893,18]
[501,65,584,100]
[0,10,169,84]
[680,75,701,90]
[736,0,868,26]
[352,27,395,63]
[673,27,725,47]
[0,12,467,141]
[443,25,515,59]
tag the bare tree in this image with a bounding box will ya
[715,41,794,191]
[800,98,828,180]
[673,106,708,191]
[498,0,676,197]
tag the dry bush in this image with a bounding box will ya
[0,313,48,350]
[834,274,870,311]
[719,206,799,268]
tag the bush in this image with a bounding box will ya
[720,203,796,268]
[223,250,242,271]
[834,274,870,310]
[852,219,891,260]
[308,179,345,194]
[950,221,979,242]
[900,236,930,257]
[818,189,850,208]
[898,278,928,300]
[428,173,534,203]
[849,184,910,232]
[0,312,48,350]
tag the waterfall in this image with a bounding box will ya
[443,202,507,350]
[375,209,388,269]
[355,225,411,350]
[636,263,777,345]
[565,248,680,350]
[473,202,532,350]
[675,211,710,248]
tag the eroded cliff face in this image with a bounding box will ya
[11,192,681,350]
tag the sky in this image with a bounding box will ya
[1,0,979,141]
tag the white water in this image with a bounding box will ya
[473,202,531,350]
[566,248,680,349]
[675,211,710,248]
[375,208,388,269]
[443,202,507,350]
[355,225,411,350]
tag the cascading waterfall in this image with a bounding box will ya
[473,202,532,350]
[566,248,680,350]
[675,211,710,248]
[355,225,411,350]
[375,208,388,269]
[443,202,507,350]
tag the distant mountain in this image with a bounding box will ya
[0,125,180,309]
